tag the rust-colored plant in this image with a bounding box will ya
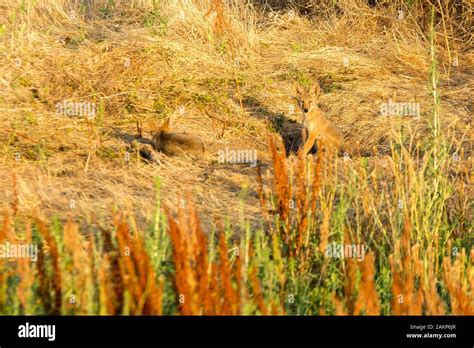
[442,242,473,315]
[166,196,241,315]
[113,215,163,315]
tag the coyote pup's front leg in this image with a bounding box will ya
[302,132,317,156]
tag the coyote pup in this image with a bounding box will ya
[149,118,205,158]
[294,81,343,155]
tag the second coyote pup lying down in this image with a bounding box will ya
[150,118,205,157]
[138,118,205,161]
[294,81,343,155]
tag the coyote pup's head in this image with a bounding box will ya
[147,117,173,136]
[294,81,321,114]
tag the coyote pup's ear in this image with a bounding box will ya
[294,83,304,96]
[160,117,173,132]
[309,81,321,97]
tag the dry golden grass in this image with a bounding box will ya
[1,0,471,230]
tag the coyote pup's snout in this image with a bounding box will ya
[294,81,343,155]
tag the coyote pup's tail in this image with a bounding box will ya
[148,118,205,158]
